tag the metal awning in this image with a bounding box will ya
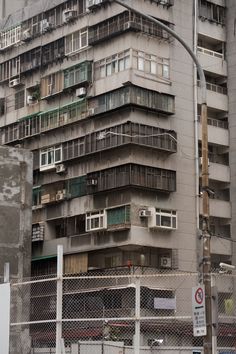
[18,112,40,121]
[39,99,85,116]
[32,254,56,261]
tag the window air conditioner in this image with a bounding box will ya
[41,20,53,33]
[76,87,86,98]
[63,9,77,23]
[160,256,172,268]
[27,95,35,105]
[56,190,65,201]
[87,178,98,186]
[22,29,32,41]
[56,164,66,174]
[139,209,152,217]
[9,78,21,88]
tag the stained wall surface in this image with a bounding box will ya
[0,146,32,280]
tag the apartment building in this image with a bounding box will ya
[0,0,234,349]
[0,0,231,275]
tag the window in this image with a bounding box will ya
[199,0,225,25]
[86,210,107,231]
[107,205,131,228]
[64,61,92,89]
[133,50,170,79]
[32,187,41,207]
[65,28,88,54]
[15,90,25,110]
[1,25,21,49]
[40,145,62,170]
[155,209,177,229]
[94,50,131,79]
[4,123,18,143]
[41,72,63,98]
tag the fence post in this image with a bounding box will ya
[134,276,140,354]
[56,245,63,354]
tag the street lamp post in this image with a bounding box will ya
[110,1,211,353]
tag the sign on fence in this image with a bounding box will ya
[192,285,206,337]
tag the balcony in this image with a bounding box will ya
[198,116,229,147]
[64,61,92,90]
[209,163,230,183]
[63,122,177,162]
[90,85,175,116]
[88,11,171,46]
[197,46,227,76]
[211,235,232,256]
[200,199,231,219]
[86,163,176,194]
[197,81,228,111]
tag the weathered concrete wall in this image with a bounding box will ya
[0,146,32,280]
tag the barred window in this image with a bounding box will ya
[15,90,25,110]
[41,71,63,98]
[1,25,21,49]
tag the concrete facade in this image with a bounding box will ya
[0,0,231,277]
[0,146,32,280]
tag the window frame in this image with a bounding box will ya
[40,145,62,171]
[86,210,107,232]
[155,208,177,230]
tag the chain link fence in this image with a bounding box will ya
[8,269,236,354]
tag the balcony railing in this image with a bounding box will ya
[89,11,171,46]
[198,115,228,129]
[87,163,176,194]
[198,80,227,95]
[1,85,175,145]
[197,46,224,59]
[63,122,177,162]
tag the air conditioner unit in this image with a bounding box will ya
[56,164,66,174]
[76,87,86,98]
[56,190,65,201]
[41,20,53,33]
[27,95,35,105]
[87,178,98,186]
[160,257,172,268]
[63,9,77,23]
[9,78,21,88]
[139,209,152,217]
[22,28,32,41]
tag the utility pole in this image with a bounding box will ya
[110,1,211,352]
